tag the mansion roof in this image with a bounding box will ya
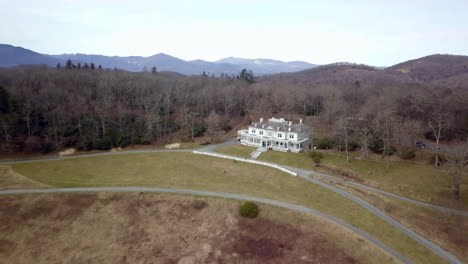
[249,118,309,133]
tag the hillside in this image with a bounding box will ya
[261,63,420,88]
[0,44,60,67]
[388,54,468,82]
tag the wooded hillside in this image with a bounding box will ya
[1,54,467,153]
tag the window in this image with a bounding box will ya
[259,131,264,135]
[277,133,282,138]
[249,138,253,142]
[251,129,256,133]
[289,134,294,139]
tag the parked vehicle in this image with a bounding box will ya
[415,141,426,148]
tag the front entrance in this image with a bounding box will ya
[262,141,266,147]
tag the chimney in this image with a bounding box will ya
[299,119,303,124]
[260,117,264,122]
[288,121,292,126]
[288,127,291,132]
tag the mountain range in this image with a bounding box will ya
[0,44,316,75]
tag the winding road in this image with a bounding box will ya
[0,140,465,264]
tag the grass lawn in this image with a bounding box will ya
[216,144,257,158]
[220,145,468,209]
[9,152,446,264]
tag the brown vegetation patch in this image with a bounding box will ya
[0,239,16,256]
[0,192,394,264]
[20,199,56,221]
[320,164,364,182]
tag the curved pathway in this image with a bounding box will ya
[0,187,412,264]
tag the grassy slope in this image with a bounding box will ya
[311,174,468,262]
[241,147,468,208]
[217,144,257,158]
[11,152,445,264]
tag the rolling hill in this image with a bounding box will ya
[0,44,60,67]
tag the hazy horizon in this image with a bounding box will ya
[2,0,468,66]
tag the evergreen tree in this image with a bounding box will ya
[151,66,157,74]
[239,69,255,83]
[65,59,73,69]
[56,63,61,69]
[90,63,95,70]
[98,65,102,70]
[77,63,81,69]
[83,63,89,69]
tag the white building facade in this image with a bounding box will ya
[237,117,311,152]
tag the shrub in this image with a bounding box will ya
[76,137,93,151]
[315,138,333,149]
[369,137,395,155]
[347,141,360,151]
[40,142,55,154]
[192,200,207,210]
[94,137,113,150]
[221,123,232,132]
[308,151,324,165]
[239,201,259,218]
[399,149,416,160]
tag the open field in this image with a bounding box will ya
[0,192,400,264]
[311,174,468,263]
[213,145,468,209]
[8,152,447,263]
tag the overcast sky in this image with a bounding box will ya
[1,0,468,66]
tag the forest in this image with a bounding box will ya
[0,58,468,157]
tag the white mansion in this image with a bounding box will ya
[237,117,311,152]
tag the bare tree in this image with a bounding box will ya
[357,125,371,160]
[334,117,354,163]
[427,94,448,166]
[206,110,221,142]
[374,110,394,169]
[447,141,468,200]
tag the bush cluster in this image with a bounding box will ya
[315,138,334,149]
[398,149,416,160]
[239,201,259,218]
[308,151,324,165]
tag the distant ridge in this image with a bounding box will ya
[0,44,60,67]
[0,44,316,75]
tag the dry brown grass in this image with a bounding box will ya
[0,192,400,264]
[311,175,468,263]
[0,165,49,190]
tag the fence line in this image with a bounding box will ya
[193,150,298,176]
